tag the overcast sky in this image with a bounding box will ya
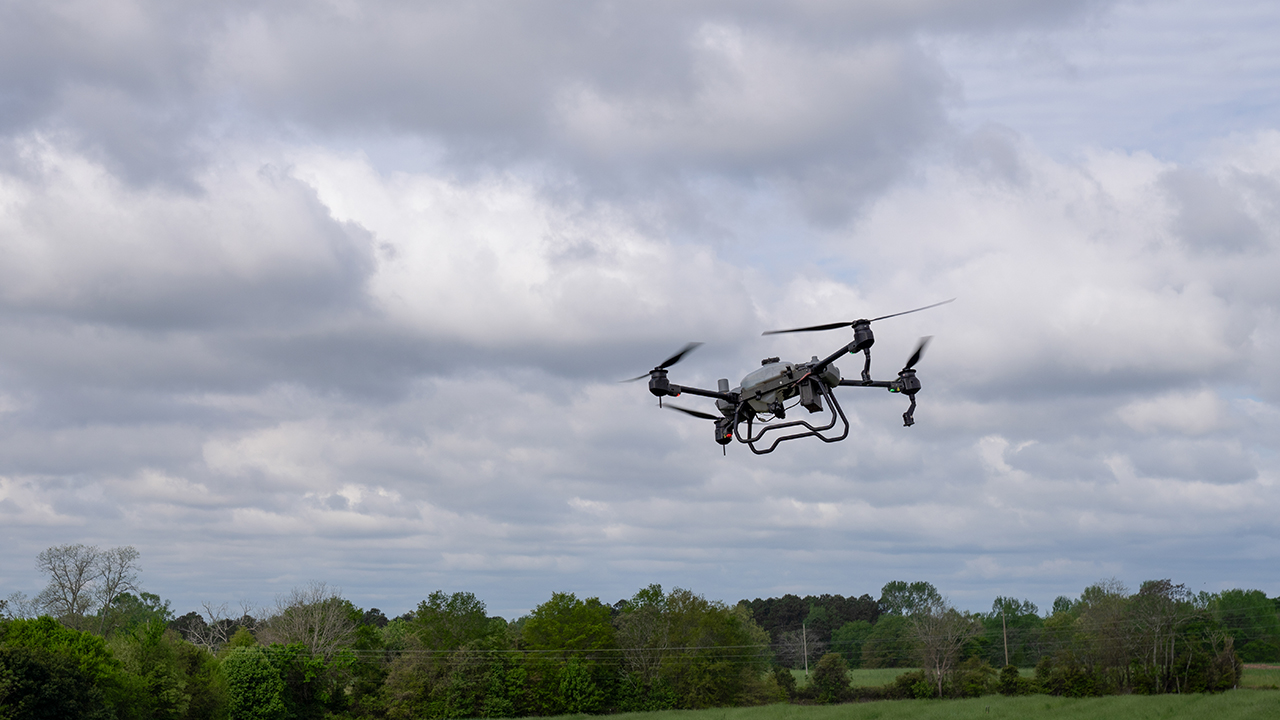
[3,0,1279,620]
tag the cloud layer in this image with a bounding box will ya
[2,0,1278,618]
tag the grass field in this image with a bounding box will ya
[790,667,910,687]
[1242,665,1280,688]
[533,691,1280,720]
[790,664,1280,689]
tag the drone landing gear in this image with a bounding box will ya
[733,381,850,455]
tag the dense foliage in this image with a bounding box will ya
[4,553,1278,718]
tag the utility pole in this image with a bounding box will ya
[1001,608,1009,667]
[802,623,809,678]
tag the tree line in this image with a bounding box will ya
[3,544,1279,718]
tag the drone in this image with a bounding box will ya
[624,299,953,455]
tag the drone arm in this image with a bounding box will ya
[668,384,738,403]
[811,341,857,375]
[838,379,895,389]
[839,375,921,427]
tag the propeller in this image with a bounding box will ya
[621,342,703,382]
[665,404,719,421]
[902,336,931,372]
[762,298,954,336]
[667,403,736,451]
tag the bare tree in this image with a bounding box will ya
[32,543,142,633]
[184,602,229,652]
[911,596,981,697]
[775,628,826,671]
[179,599,259,652]
[259,582,355,660]
[95,546,141,634]
[2,592,40,620]
[35,544,102,622]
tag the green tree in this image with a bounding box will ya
[878,581,942,617]
[658,590,770,708]
[981,596,1044,667]
[382,592,509,719]
[1036,577,1242,696]
[803,605,834,644]
[413,590,496,653]
[0,616,131,712]
[108,620,190,720]
[345,609,394,718]
[613,585,678,712]
[830,620,873,667]
[522,592,616,656]
[1211,589,1280,662]
[522,592,617,714]
[267,642,353,719]
[172,640,228,720]
[558,656,606,714]
[860,615,911,668]
[0,644,111,720]
[104,592,174,636]
[222,646,287,720]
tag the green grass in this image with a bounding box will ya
[790,667,916,688]
[532,691,1280,720]
[788,664,1280,689]
[1242,665,1280,689]
[847,668,916,687]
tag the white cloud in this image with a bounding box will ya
[1116,388,1228,435]
[3,0,1280,616]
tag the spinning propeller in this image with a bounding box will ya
[764,299,952,382]
[762,298,954,336]
[891,336,931,426]
[621,342,703,382]
[665,404,718,420]
[902,336,931,373]
[666,404,735,450]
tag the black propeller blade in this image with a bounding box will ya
[621,342,703,382]
[903,336,931,372]
[762,298,954,335]
[665,404,719,421]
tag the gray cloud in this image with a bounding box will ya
[4,0,1280,619]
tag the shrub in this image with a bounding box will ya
[1035,654,1106,697]
[809,653,850,703]
[998,664,1033,696]
[953,657,996,698]
[771,666,796,699]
